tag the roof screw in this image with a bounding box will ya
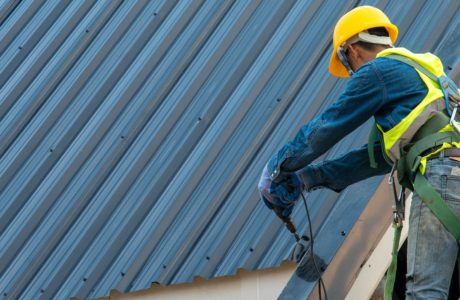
[340,230,346,236]
[206,256,210,260]
[448,65,453,70]
[121,272,125,277]
[249,247,254,252]
[162,265,166,269]
[40,289,45,293]
[83,277,87,282]
[18,46,23,50]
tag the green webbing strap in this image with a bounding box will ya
[412,111,450,142]
[405,131,458,174]
[397,119,458,190]
[368,123,393,168]
[413,172,460,244]
[368,124,379,168]
[384,224,402,300]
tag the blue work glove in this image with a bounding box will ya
[258,165,303,219]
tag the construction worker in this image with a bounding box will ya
[258,5,460,299]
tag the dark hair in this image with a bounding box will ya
[353,27,390,51]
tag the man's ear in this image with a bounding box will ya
[347,44,360,60]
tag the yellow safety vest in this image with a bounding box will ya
[375,47,460,173]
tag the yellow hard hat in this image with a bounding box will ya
[329,6,398,77]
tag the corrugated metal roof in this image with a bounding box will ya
[0,0,459,299]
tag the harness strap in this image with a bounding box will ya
[402,131,458,182]
[384,54,439,82]
[368,111,449,171]
[384,223,402,300]
[412,111,451,141]
[368,124,379,168]
[413,172,460,243]
[385,54,460,116]
[397,112,453,190]
[368,123,393,169]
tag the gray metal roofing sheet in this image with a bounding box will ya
[1,0,459,299]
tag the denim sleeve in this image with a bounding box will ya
[297,142,392,192]
[268,62,387,180]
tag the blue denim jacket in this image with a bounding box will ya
[268,55,429,192]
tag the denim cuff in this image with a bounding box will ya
[267,154,281,181]
[267,147,288,181]
[298,164,323,191]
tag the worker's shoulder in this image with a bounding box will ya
[368,56,419,75]
[358,57,419,81]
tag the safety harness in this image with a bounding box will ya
[367,53,460,300]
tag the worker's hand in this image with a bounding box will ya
[258,165,303,219]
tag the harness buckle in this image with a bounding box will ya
[450,104,460,134]
[393,211,403,227]
[390,163,405,227]
[392,187,405,227]
[388,163,396,185]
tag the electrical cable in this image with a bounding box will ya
[301,192,328,300]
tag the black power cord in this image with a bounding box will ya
[300,192,328,300]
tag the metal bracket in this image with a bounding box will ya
[450,104,460,134]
